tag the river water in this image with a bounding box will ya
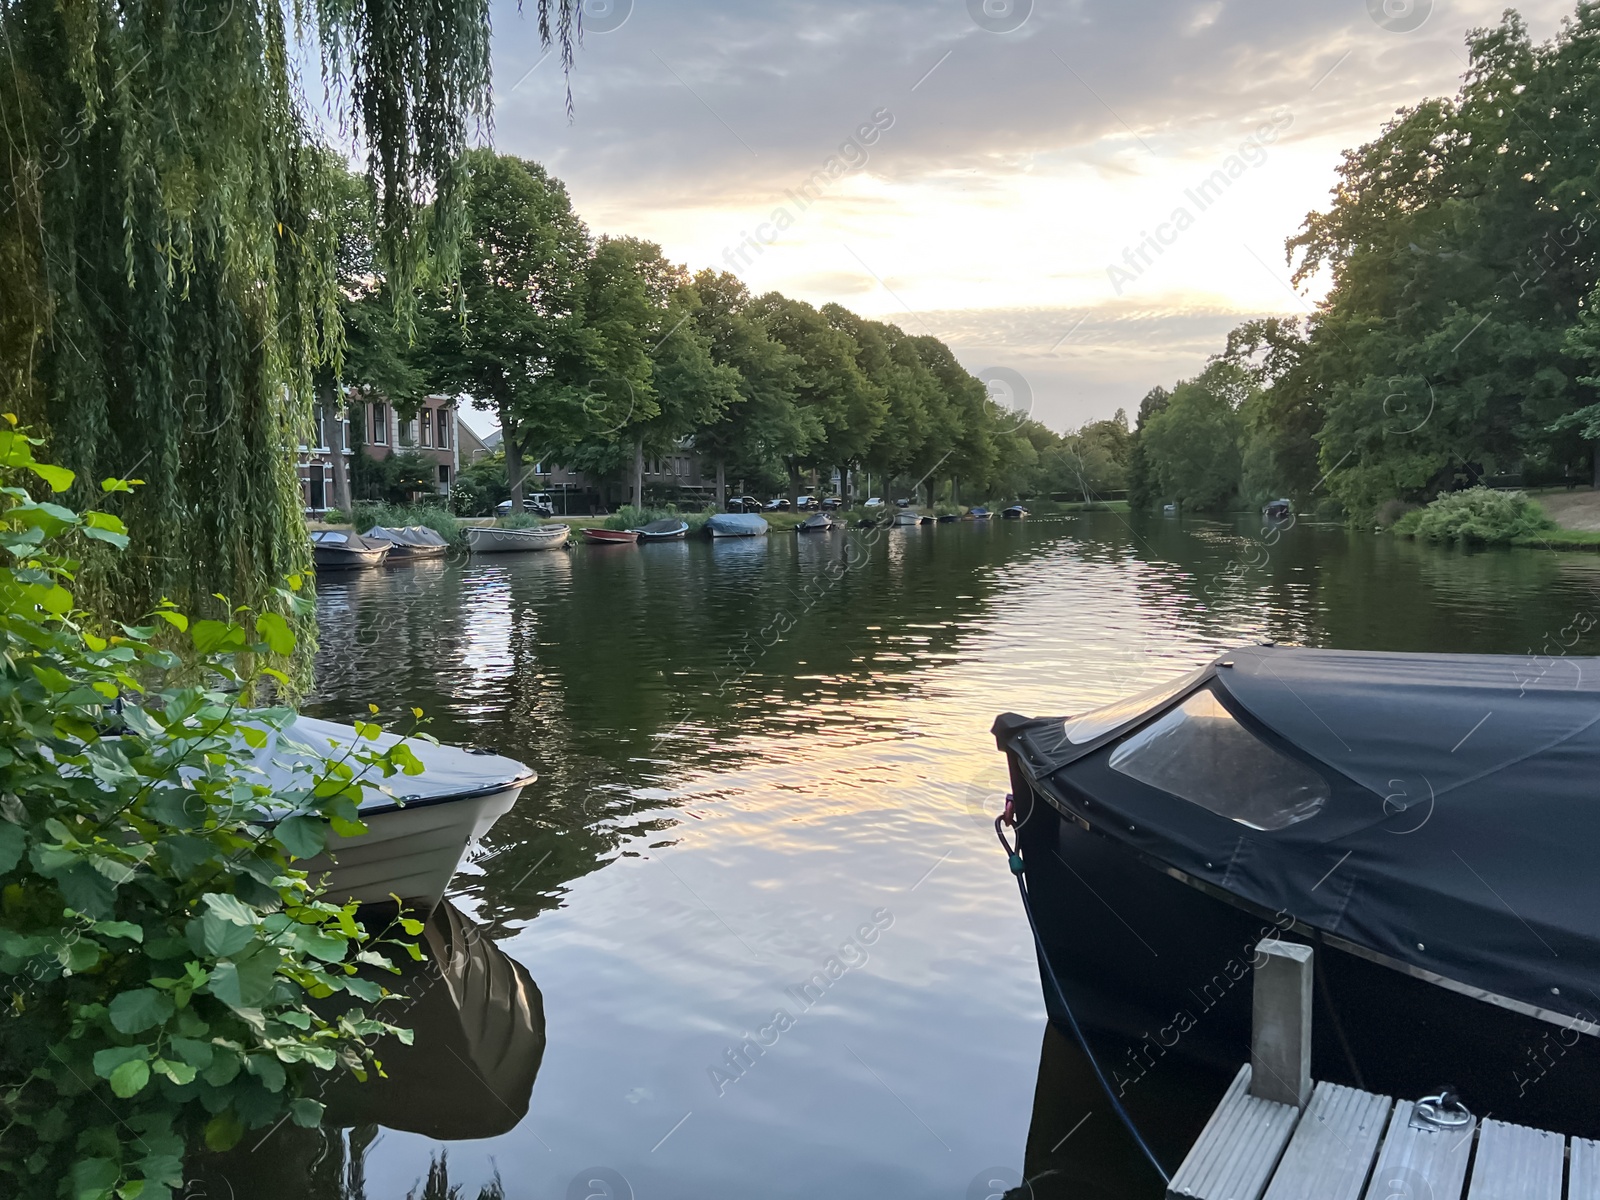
[296,514,1600,1200]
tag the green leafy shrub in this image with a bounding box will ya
[1390,487,1556,544]
[0,424,423,1198]
[351,501,461,545]
[602,505,674,531]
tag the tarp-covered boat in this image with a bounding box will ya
[364,524,450,561]
[796,513,837,533]
[994,645,1600,1133]
[250,715,535,908]
[1002,505,1029,519]
[311,529,391,570]
[464,523,570,553]
[706,513,769,538]
[634,517,690,541]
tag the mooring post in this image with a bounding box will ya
[1250,939,1313,1108]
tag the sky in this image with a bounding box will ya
[456,0,1577,437]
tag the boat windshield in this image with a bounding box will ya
[1107,689,1329,831]
[1062,668,1205,744]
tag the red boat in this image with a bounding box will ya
[582,528,640,546]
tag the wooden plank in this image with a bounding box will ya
[1168,1064,1301,1200]
[1570,1138,1600,1200]
[1360,1100,1475,1200]
[1263,1082,1392,1200]
[1464,1119,1562,1200]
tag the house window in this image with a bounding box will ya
[438,465,450,487]
[370,403,388,446]
[436,409,450,449]
[421,409,433,447]
[312,406,326,450]
[307,464,326,511]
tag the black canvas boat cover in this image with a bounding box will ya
[994,645,1600,1028]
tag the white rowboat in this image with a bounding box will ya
[464,523,570,554]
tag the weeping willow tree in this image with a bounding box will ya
[0,0,578,655]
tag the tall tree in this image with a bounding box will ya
[424,151,594,509]
[0,0,582,634]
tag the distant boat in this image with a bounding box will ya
[364,525,450,561]
[251,715,535,908]
[797,513,837,533]
[1162,503,1179,516]
[706,513,769,538]
[968,506,991,520]
[937,514,960,523]
[920,515,936,526]
[464,523,570,554]
[634,518,690,541]
[583,527,640,546]
[311,530,391,571]
[1002,505,1029,520]
[893,510,922,526]
[1263,498,1293,521]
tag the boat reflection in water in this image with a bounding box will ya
[196,901,543,1199]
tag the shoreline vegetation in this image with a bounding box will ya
[1117,10,1600,541]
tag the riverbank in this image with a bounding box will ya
[1516,488,1600,547]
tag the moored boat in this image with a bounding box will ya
[937,513,960,523]
[706,512,769,538]
[1263,498,1292,521]
[892,510,922,526]
[968,506,991,520]
[993,645,1600,1135]
[583,527,640,546]
[250,715,535,909]
[796,513,837,533]
[1002,505,1029,519]
[311,530,391,570]
[464,523,570,554]
[364,524,450,561]
[634,517,690,541]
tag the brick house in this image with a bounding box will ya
[299,393,461,515]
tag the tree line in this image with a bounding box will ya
[334,151,1049,513]
[1122,6,1600,521]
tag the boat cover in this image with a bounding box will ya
[311,530,392,551]
[365,525,449,547]
[245,715,535,815]
[635,518,689,535]
[707,513,769,536]
[994,645,1600,1026]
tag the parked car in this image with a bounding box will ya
[796,496,817,510]
[763,497,792,511]
[726,495,761,513]
[893,497,913,508]
[864,497,885,509]
[820,497,843,510]
[495,492,555,518]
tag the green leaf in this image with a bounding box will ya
[109,1057,150,1098]
[151,1058,196,1085]
[190,619,245,654]
[208,944,277,1010]
[69,1156,119,1200]
[274,815,326,860]
[109,988,174,1034]
[151,611,188,632]
[168,1037,214,1069]
[203,1111,243,1152]
[92,919,144,943]
[29,462,75,492]
[289,1098,325,1128]
[253,611,296,655]
[245,1053,286,1093]
[0,820,24,873]
[92,1045,148,1079]
[196,913,254,957]
[202,891,259,925]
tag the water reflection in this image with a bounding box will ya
[194,902,543,1199]
[295,516,1600,1199]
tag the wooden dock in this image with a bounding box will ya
[1169,942,1591,1200]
